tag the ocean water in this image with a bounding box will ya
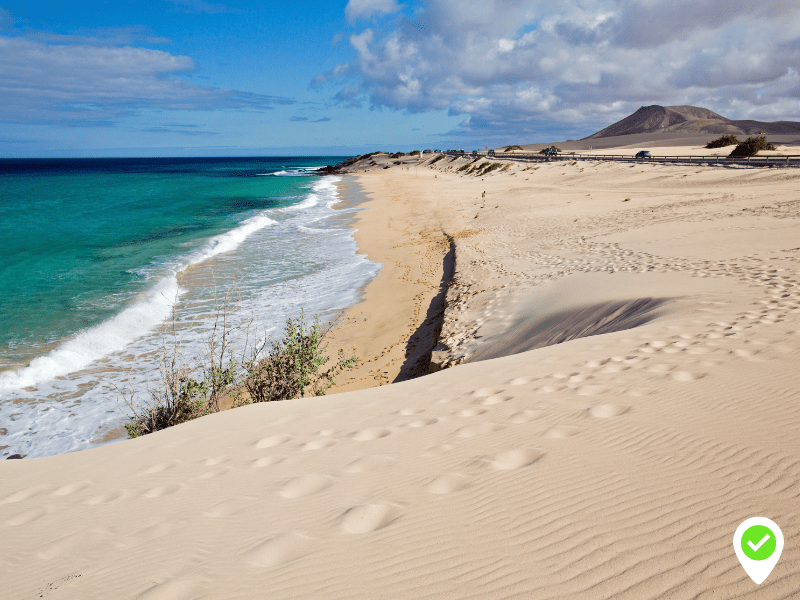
[0,157,378,458]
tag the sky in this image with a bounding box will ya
[2,0,800,157]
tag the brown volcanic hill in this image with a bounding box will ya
[586,105,800,138]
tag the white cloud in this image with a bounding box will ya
[0,36,294,125]
[318,0,800,140]
[345,0,402,24]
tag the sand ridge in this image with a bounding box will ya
[2,151,800,599]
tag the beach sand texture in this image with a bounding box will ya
[3,152,800,599]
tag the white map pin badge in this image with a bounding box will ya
[733,517,784,584]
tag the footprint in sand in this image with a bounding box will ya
[244,533,312,567]
[509,376,536,385]
[303,438,337,451]
[508,410,543,423]
[278,474,333,499]
[1,485,50,504]
[255,434,292,449]
[575,385,608,396]
[588,404,630,418]
[491,448,545,470]
[252,455,286,468]
[137,577,200,600]
[407,417,438,427]
[671,370,706,381]
[86,490,127,505]
[341,503,398,534]
[544,425,581,438]
[202,457,230,467]
[52,482,90,496]
[481,393,513,405]
[471,387,504,398]
[351,427,393,442]
[536,384,566,393]
[204,498,254,518]
[458,407,486,417]
[141,461,180,475]
[198,467,229,479]
[455,422,503,438]
[344,454,397,474]
[141,484,182,499]
[425,473,471,494]
[399,407,424,416]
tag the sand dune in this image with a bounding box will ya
[2,151,800,599]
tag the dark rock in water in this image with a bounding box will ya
[7,454,24,459]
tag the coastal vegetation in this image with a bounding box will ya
[706,135,739,148]
[504,145,523,152]
[729,136,776,157]
[122,291,356,438]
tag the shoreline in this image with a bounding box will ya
[324,173,453,393]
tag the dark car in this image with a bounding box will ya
[635,150,652,158]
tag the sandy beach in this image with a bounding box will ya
[3,148,800,599]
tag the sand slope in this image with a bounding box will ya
[2,155,800,599]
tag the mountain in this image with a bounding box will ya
[585,105,800,139]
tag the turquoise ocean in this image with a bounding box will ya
[0,157,378,458]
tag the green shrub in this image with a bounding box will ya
[504,145,523,152]
[241,313,357,404]
[410,150,421,156]
[729,136,776,157]
[705,135,739,148]
[122,291,355,437]
[429,154,445,164]
[390,152,405,159]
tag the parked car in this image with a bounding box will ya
[422,149,432,154]
[433,149,441,153]
[635,150,652,158]
[488,149,496,156]
[542,146,558,156]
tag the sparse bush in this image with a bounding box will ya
[390,152,405,159]
[476,162,503,176]
[410,150,421,156]
[706,135,739,148]
[240,312,357,404]
[504,145,523,152]
[122,283,240,438]
[121,287,356,437]
[729,136,776,157]
[430,154,445,164]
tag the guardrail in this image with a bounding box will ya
[442,152,800,167]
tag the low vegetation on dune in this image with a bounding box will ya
[728,136,776,158]
[122,288,357,438]
[504,145,523,152]
[705,135,739,148]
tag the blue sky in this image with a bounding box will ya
[2,1,800,157]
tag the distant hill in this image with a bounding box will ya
[585,105,800,139]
